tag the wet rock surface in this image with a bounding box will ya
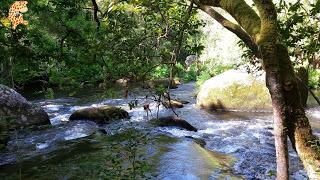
[163,100,184,109]
[0,84,50,149]
[150,116,197,132]
[69,105,129,124]
[0,84,50,127]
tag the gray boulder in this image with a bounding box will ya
[0,84,50,127]
[197,70,271,111]
[0,84,50,149]
[69,105,129,124]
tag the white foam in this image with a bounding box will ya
[36,142,49,150]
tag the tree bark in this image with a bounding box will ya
[195,0,320,179]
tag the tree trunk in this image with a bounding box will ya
[261,44,290,180]
[195,0,320,178]
[276,44,320,179]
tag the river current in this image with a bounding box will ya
[0,82,319,179]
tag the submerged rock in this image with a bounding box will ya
[150,116,197,132]
[163,100,184,109]
[185,136,206,147]
[69,105,129,124]
[197,70,271,111]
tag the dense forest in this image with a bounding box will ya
[0,0,319,179]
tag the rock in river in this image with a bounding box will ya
[0,84,50,149]
[0,84,50,127]
[163,100,184,109]
[150,116,197,132]
[69,105,129,124]
[197,70,271,111]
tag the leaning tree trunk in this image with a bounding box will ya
[255,1,320,179]
[194,0,320,178]
[278,46,320,179]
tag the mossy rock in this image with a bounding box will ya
[197,70,271,111]
[69,105,129,124]
[150,116,197,132]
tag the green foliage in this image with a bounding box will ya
[0,0,204,91]
[104,87,118,99]
[237,0,320,88]
[183,64,198,82]
[195,60,235,87]
[152,65,170,79]
[196,70,211,87]
[45,88,55,99]
[309,69,320,89]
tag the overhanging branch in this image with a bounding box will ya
[194,1,261,58]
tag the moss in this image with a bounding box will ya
[293,118,320,179]
[220,0,260,38]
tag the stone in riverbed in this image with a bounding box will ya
[197,70,271,111]
[69,105,129,124]
[150,116,197,132]
[0,84,50,149]
[0,85,50,128]
[0,84,50,127]
[163,100,184,109]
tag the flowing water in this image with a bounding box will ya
[0,83,319,179]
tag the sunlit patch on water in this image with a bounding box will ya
[43,104,63,112]
[50,113,70,125]
[64,132,88,140]
[158,140,239,180]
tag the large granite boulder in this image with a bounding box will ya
[69,105,129,124]
[197,70,271,111]
[0,84,50,149]
[0,84,50,127]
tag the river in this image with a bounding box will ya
[0,82,319,179]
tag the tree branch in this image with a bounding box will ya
[214,0,261,39]
[91,0,100,31]
[171,1,194,61]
